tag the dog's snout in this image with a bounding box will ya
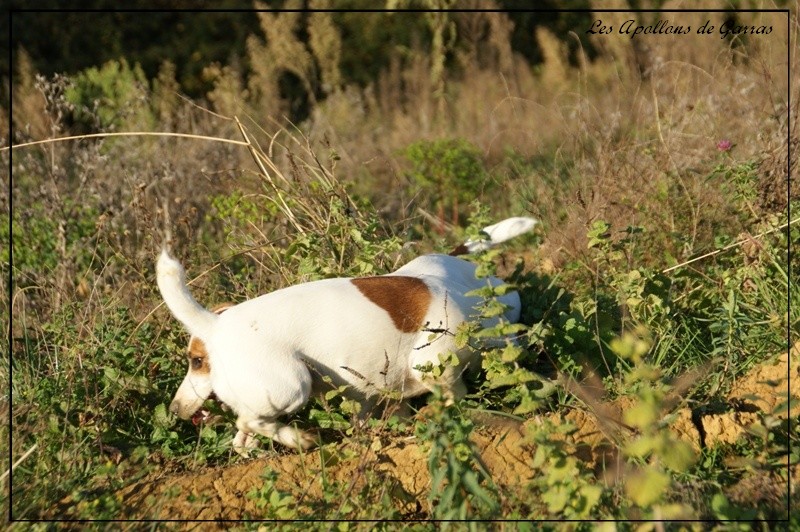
[169,399,192,419]
[171,373,212,420]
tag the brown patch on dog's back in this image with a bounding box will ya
[449,243,469,256]
[351,276,431,333]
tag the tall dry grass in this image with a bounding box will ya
[9,7,793,321]
[301,7,792,268]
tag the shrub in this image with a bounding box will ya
[404,137,490,226]
[64,59,154,132]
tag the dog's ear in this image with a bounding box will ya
[211,302,235,314]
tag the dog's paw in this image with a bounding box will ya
[277,427,318,451]
[232,430,260,457]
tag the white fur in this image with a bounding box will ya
[157,217,536,453]
[156,252,218,339]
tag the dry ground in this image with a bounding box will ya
[109,343,798,521]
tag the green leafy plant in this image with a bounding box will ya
[284,194,403,280]
[708,161,760,220]
[246,468,300,520]
[11,200,101,282]
[526,419,604,519]
[611,328,697,518]
[415,392,501,520]
[459,273,556,415]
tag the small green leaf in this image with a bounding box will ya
[103,367,119,382]
[500,344,523,362]
[625,435,657,459]
[625,468,670,507]
[623,400,658,430]
[578,484,603,516]
[153,403,173,429]
[541,485,569,513]
[661,440,696,472]
[532,445,548,468]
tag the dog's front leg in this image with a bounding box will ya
[236,417,317,452]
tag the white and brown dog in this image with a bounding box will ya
[157,217,536,453]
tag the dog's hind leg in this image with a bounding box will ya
[443,377,468,405]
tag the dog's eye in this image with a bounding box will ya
[191,358,203,370]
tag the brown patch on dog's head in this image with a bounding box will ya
[185,303,234,375]
[187,337,211,374]
[351,276,431,333]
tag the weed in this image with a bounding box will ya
[612,328,697,518]
[525,419,604,519]
[247,468,299,520]
[415,391,501,520]
[65,58,154,133]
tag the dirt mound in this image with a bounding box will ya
[114,344,797,520]
[715,343,798,513]
[116,419,536,520]
[700,344,798,447]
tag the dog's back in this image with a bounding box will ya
[393,253,521,325]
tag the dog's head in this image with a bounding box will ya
[169,303,234,421]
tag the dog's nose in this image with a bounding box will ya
[169,400,180,415]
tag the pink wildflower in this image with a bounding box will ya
[716,139,733,151]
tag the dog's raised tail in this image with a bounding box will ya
[157,250,218,340]
[451,216,538,255]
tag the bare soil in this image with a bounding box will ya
[112,343,798,521]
